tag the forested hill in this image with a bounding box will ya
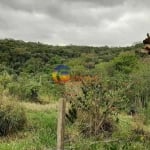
[0,38,150,150]
[0,38,143,74]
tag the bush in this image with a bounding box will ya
[8,78,41,102]
[21,81,40,102]
[0,72,12,89]
[112,52,138,74]
[65,77,119,137]
[0,100,27,136]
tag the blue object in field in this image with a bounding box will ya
[52,65,70,83]
[54,65,70,72]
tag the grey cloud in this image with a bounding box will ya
[0,0,150,46]
[66,0,127,6]
[0,0,147,27]
[0,0,126,26]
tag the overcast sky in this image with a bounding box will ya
[0,0,149,46]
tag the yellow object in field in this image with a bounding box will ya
[52,65,70,83]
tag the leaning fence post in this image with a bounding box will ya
[57,98,66,150]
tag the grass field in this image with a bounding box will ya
[0,101,57,150]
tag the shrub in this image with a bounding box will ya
[125,62,150,110]
[21,81,40,102]
[0,100,27,136]
[8,78,41,102]
[65,77,119,137]
[112,52,138,74]
[0,72,12,89]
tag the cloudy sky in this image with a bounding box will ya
[0,0,149,46]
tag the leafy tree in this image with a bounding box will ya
[112,52,138,74]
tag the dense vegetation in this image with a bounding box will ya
[0,39,149,149]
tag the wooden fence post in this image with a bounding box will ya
[57,98,66,150]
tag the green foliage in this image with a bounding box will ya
[112,52,138,74]
[143,103,150,124]
[124,62,150,110]
[0,108,57,150]
[0,100,27,136]
[22,58,44,74]
[103,140,149,150]
[0,39,135,75]
[66,77,120,137]
[0,72,12,89]
[28,110,57,149]
[0,38,150,149]
[37,112,57,148]
[8,77,41,102]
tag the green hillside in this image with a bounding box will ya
[0,39,149,150]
